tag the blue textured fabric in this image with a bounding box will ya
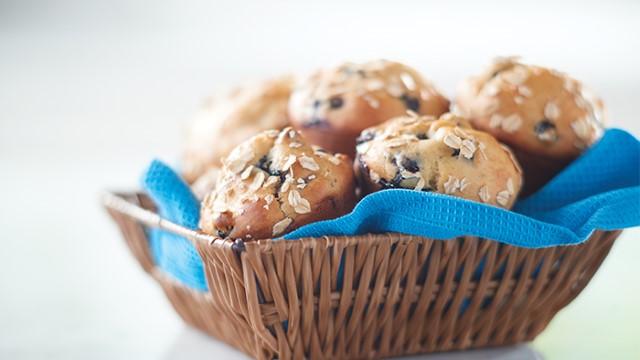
[142,129,639,290]
[141,160,208,291]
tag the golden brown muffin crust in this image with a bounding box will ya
[200,127,357,240]
[289,60,450,156]
[456,57,605,160]
[355,112,523,209]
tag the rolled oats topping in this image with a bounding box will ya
[288,60,449,156]
[459,139,476,159]
[496,190,510,206]
[444,133,463,149]
[200,126,357,240]
[327,156,340,165]
[501,114,523,133]
[354,113,522,209]
[544,102,561,120]
[272,218,292,236]
[299,155,320,171]
[240,165,254,180]
[478,186,490,203]
[458,57,605,162]
[226,150,255,174]
[282,155,297,171]
[444,175,461,194]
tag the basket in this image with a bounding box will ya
[104,191,620,360]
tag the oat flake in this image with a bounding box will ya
[460,140,476,159]
[444,133,462,149]
[518,86,533,97]
[328,157,340,165]
[299,155,320,171]
[496,190,510,206]
[460,178,470,191]
[501,114,522,133]
[282,155,297,171]
[251,171,265,189]
[400,72,417,90]
[544,102,561,120]
[478,186,490,203]
[414,176,426,191]
[272,218,292,236]
[444,175,460,194]
[489,114,503,129]
[240,165,254,180]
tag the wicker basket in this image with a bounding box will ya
[104,191,620,360]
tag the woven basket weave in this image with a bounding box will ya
[104,191,620,360]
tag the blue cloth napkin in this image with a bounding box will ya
[142,160,208,290]
[142,129,640,290]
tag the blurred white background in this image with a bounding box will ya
[1,0,638,359]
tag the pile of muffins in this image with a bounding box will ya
[182,58,606,240]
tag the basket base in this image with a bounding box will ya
[106,192,620,360]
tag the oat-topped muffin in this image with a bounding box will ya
[288,60,450,156]
[355,112,523,209]
[182,76,293,183]
[199,127,357,240]
[456,57,606,194]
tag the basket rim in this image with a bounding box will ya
[102,190,613,253]
[102,191,239,247]
[103,191,454,253]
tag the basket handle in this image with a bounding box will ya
[102,191,245,251]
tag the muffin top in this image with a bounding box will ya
[355,112,523,209]
[200,127,357,240]
[289,59,450,136]
[456,57,605,159]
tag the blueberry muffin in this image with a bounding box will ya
[288,60,450,157]
[200,127,357,240]
[355,112,523,209]
[182,75,293,183]
[456,57,605,195]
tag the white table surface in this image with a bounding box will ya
[1,1,639,359]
